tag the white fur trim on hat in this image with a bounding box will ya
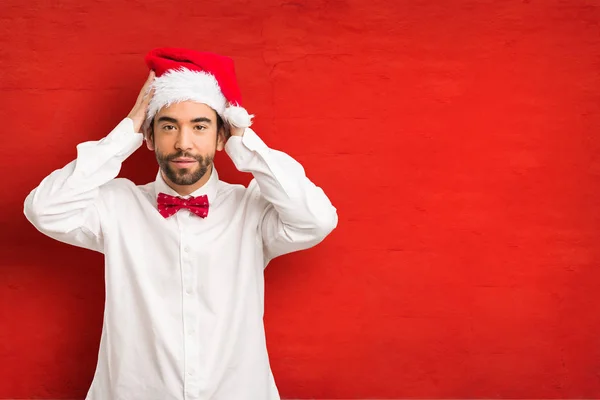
[146,68,228,126]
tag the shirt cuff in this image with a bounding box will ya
[100,117,141,141]
[225,128,268,166]
[97,117,144,158]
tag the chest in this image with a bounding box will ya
[100,190,266,295]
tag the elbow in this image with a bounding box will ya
[280,205,337,246]
[311,205,338,240]
[23,191,61,233]
[23,192,39,223]
[24,193,47,230]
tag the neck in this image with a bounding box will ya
[161,164,213,196]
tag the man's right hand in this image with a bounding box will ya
[127,70,155,133]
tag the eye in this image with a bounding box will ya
[194,125,207,131]
[162,125,176,131]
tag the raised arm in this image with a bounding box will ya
[225,125,338,262]
[24,72,155,251]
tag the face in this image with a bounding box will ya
[146,101,225,194]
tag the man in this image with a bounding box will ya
[24,48,337,400]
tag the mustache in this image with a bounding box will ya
[163,151,204,162]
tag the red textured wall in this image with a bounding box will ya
[1,0,599,398]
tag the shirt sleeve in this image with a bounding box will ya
[225,128,338,262]
[23,118,144,253]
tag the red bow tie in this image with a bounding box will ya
[157,193,209,219]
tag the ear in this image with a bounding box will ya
[145,125,156,151]
[216,126,226,151]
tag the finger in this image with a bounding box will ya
[141,88,155,108]
[144,70,155,89]
[138,71,156,102]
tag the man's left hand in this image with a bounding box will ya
[229,125,245,137]
[224,123,245,140]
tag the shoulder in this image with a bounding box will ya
[214,178,265,208]
[214,179,247,203]
[98,178,154,201]
[98,178,136,193]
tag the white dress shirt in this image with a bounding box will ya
[23,117,338,400]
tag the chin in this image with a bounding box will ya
[167,167,206,186]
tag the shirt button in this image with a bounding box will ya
[184,246,190,253]
[186,288,193,295]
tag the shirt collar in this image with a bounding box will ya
[153,165,219,203]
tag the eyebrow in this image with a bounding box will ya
[191,117,212,124]
[156,116,213,124]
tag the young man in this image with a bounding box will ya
[24,48,337,400]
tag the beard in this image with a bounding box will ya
[155,150,214,186]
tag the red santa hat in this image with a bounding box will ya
[144,48,253,129]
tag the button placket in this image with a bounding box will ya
[180,236,203,392]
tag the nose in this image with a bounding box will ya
[174,126,194,151]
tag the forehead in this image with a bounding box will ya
[156,101,217,119]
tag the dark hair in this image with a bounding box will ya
[216,112,224,133]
